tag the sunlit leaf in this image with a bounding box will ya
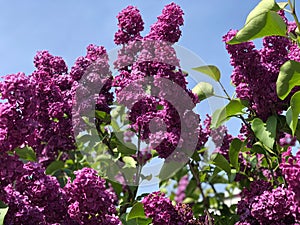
[251,116,277,149]
[192,65,221,82]
[286,92,300,135]
[211,99,245,128]
[192,82,214,101]
[277,60,300,100]
[227,0,286,44]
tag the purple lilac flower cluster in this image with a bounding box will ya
[0,44,113,165]
[142,191,204,225]
[1,164,120,225]
[70,44,113,134]
[0,73,37,152]
[0,44,115,223]
[113,3,204,160]
[30,50,75,164]
[64,168,121,225]
[280,149,300,220]
[3,162,71,224]
[236,180,298,224]
[223,12,300,121]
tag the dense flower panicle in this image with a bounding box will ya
[0,73,37,151]
[64,168,121,225]
[0,153,24,199]
[3,185,46,225]
[34,50,68,75]
[224,12,300,121]
[251,186,296,224]
[224,26,292,121]
[145,3,184,43]
[71,44,113,135]
[142,191,200,225]
[0,102,25,151]
[196,115,211,151]
[0,44,115,222]
[280,149,300,217]
[31,51,76,164]
[114,6,144,45]
[1,162,122,224]
[113,4,201,160]
[2,162,72,224]
[236,180,298,224]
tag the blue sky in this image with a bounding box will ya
[0,0,260,80]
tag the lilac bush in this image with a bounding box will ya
[2,1,300,225]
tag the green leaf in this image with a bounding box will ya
[227,0,286,44]
[126,202,146,220]
[192,65,221,82]
[251,116,277,149]
[0,208,8,225]
[246,0,280,23]
[0,201,7,209]
[46,161,65,175]
[211,153,231,179]
[276,60,300,100]
[251,142,266,154]
[95,110,111,123]
[117,142,137,155]
[192,82,214,101]
[15,146,36,162]
[211,99,245,128]
[277,2,288,9]
[182,197,196,204]
[137,218,152,225]
[123,156,137,168]
[158,160,182,180]
[229,138,243,170]
[286,92,300,135]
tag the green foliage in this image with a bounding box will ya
[251,116,277,150]
[95,110,111,123]
[159,160,184,180]
[211,99,245,128]
[15,146,36,162]
[0,201,7,209]
[227,0,286,44]
[229,138,243,170]
[123,156,137,168]
[126,202,147,220]
[192,65,221,82]
[277,60,300,100]
[211,153,231,180]
[286,91,300,135]
[192,82,214,101]
[0,208,8,225]
[277,2,288,9]
[46,161,65,175]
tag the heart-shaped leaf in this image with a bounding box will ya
[227,0,286,44]
[251,116,277,149]
[229,138,243,170]
[126,202,147,220]
[211,99,245,128]
[192,65,221,82]
[277,60,300,100]
[286,91,300,135]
